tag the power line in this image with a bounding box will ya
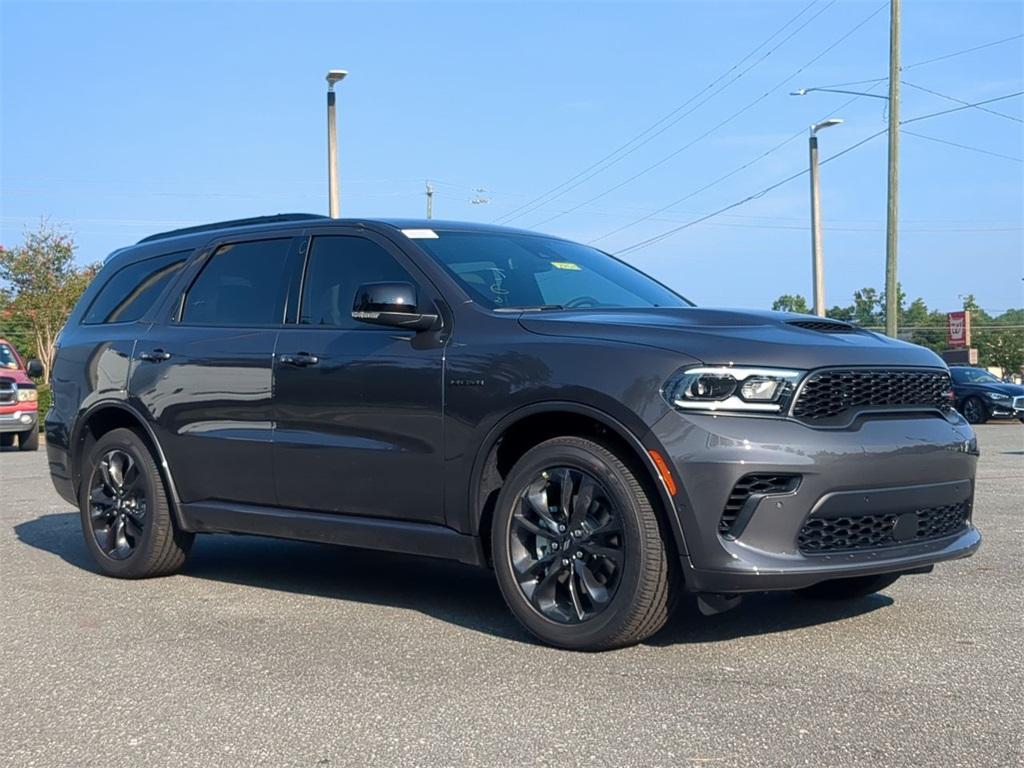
[528,1,888,230]
[901,91,1024,125]
[903,129,1023,163]
[903,33,1024,70]
[615,128,887,256]
[587,82,887,244]
[902,81,1023,124]
[492,0,833,224]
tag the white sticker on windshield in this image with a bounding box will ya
[402,228,439,239]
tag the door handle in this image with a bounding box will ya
[279,352,320,367]
[138,350,172,362]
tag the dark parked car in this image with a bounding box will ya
[46,215,981,650]
[949,366,1024,424]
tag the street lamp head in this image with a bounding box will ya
[326,69,348,89]
[810,118,844,136]
[790,89,809,96]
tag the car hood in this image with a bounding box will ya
[0,369,32,385]
[518,308,947,369]
[965,381,1024,396]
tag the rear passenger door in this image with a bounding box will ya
[272,230,447,522]
[130,235,302,506]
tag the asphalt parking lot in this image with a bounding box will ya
[1,425,1021,768]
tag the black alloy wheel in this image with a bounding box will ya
[79,428,192,578]
[88,449,148,560]
[961,397,988,425]
[509,467,624,624]
[492,436,677,651]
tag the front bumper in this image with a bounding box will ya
[0,408,37,434]
[986,397,1024,419]
[650,409,981,593]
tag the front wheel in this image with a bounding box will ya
[18,426,39,451]
[79,428,193,578]
[491,436,677,651]
[796,572,901,600]
[961,397,988,425]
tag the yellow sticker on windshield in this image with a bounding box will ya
[550,261,582,271]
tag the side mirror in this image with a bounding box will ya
[352,282,439,331]
[25,359,44,379]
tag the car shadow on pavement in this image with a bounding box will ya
[15,511,892,648]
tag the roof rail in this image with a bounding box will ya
[136,213,328,244]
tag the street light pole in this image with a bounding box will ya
[808,119,843,317]
[425,181,434,219]
[884,0,901,337]
[326,69,348,218]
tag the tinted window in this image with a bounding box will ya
[412,231,689,310]
[182,239,293,325]
[83,251,188,324]
[300,236,416,328]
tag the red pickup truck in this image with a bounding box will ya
[0,338,44,451]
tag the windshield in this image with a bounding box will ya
[0,343,20,370]
[952,368,1000,384]
[410,230,690,310]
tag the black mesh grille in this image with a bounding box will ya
[720,474,800,535]
[798,501,970,554]
[787,320,858,333]
[792,368,952,422]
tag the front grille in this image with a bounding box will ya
[720,474,800,536]
[792,368,952,423]
[787,320,858,334]
[0,378,14,405]
[1014,396,1023,410]
[798,501,970,554]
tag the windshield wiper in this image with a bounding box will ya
[493,305,565,313]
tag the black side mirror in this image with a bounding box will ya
[351,282,439,331]
[25,359,44,379]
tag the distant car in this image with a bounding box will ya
[0,338,45,451]
[949,366,1024,424]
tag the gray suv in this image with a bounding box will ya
[46,215,981,650]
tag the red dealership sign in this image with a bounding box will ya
[947,311,971,348]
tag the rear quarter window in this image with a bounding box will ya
[83,251,190,325]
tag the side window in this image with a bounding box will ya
[300,236,416,328]
[182,239,293,325]
[83,251,189,325]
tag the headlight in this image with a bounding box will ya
[985,392,1010,402]
[16,387,38,403]
[663,367,803,414]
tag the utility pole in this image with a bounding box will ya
[808,119,843,317]
[425,181,434,219]
[326,70,348,218]
[885,0,900,337]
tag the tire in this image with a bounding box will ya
[961,396,988,425]
[0,433,14,448]
[796,572,901,600]
[491,436,677,651]
[79,427,193,578]
[18,427,39,451]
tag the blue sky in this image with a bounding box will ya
[2,0,1022,313]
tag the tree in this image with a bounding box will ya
[772,294,810,314]
[0,221,97,377]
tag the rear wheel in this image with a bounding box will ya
[796,572,901,600]
[491,436,677,651]
[18,427,39,451]
[79,428,192,578]
[961,396,988,425]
